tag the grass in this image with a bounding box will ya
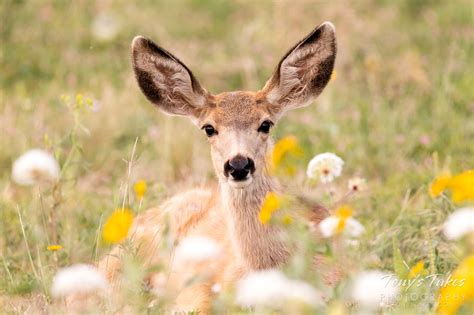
[0,0,473,313]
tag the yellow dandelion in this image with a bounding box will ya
[330,70,337,81]
[430,170,474,203]
[102,208,134,244]
[259,192,281,225]
[47,245,63,251]
[408,260,425,279]
[269,136,303,174]
[134,179,147,199]
[437,255,474,315]
[335,205,353,234]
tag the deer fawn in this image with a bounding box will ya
[99,21,336,313]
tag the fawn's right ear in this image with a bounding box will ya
[131,36,211,119]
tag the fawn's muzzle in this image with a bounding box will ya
[224,155,255,181]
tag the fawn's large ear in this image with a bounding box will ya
[131,36,211,119]
[260,22,336,114]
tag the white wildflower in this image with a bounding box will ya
[91,13,120,42]
[351,270,399,309]
[319,216,365,238]
[347,177,367,192]
[442,207,474,240]
[12,149,60,186]
[236,269,323,308]
[306,153,344,183]
[174,236,221,263]
[51,264,108,298]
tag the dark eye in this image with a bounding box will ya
[202,124,217,137]
[257,120,273,134]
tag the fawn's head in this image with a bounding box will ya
[132,22,336,189]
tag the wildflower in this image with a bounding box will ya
[102,208,134,244]
[47,245,63,252]
[319,205,365,238]
[442,207,474,240]
[351,270,399,309]
[51,264,108,298]
[437,255,474,315]
[133,179,147,199]
[282,214,293,225]
[12,149,60,186]
[236,269,323,308]
[75,93,84,107]
[269,136,303,174]
[330,70,337,81]
[347,177,367,192]
[91,12,120,42]
[429,175,451,198]
[307,153,344,183]
[174,236,221,264]
[408,260,425,279]
[430,170,474,203]
[258,192,281,224]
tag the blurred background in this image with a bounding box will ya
[0,0,472,310]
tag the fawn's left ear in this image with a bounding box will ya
[260,22,336,114]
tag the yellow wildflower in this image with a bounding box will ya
[75,93,84,107]
[282,214,293,225]
[269,136,303,174]
[408,260,425,279]
[448,170,474,203]
[330,70,337,81]
[47,245,63,251]
[430,175,451,198]
[437,255,474,315]
[259,192,281,225]
[335,205,353,234]
[102,208,134,244]
[134,179,147,199]
[430,170,474,203]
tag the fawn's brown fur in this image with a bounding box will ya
[99,21,337,313]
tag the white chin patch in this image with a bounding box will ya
[228,177,253,189]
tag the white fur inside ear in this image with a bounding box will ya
[145,56,206,108]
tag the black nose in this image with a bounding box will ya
[224,155,255,181]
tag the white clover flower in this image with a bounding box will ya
[442,207,474,240]
[51,264,108,298]
[236,269,323,308]
[91,13,120,42]
[12,149,60,186]
[347,177,367,192]
[306,153,344,183]
[351,271,399,309]
[174,236,221,264]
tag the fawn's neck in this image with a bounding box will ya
[221,175,289,270]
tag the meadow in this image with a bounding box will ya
[0,0,473,314]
